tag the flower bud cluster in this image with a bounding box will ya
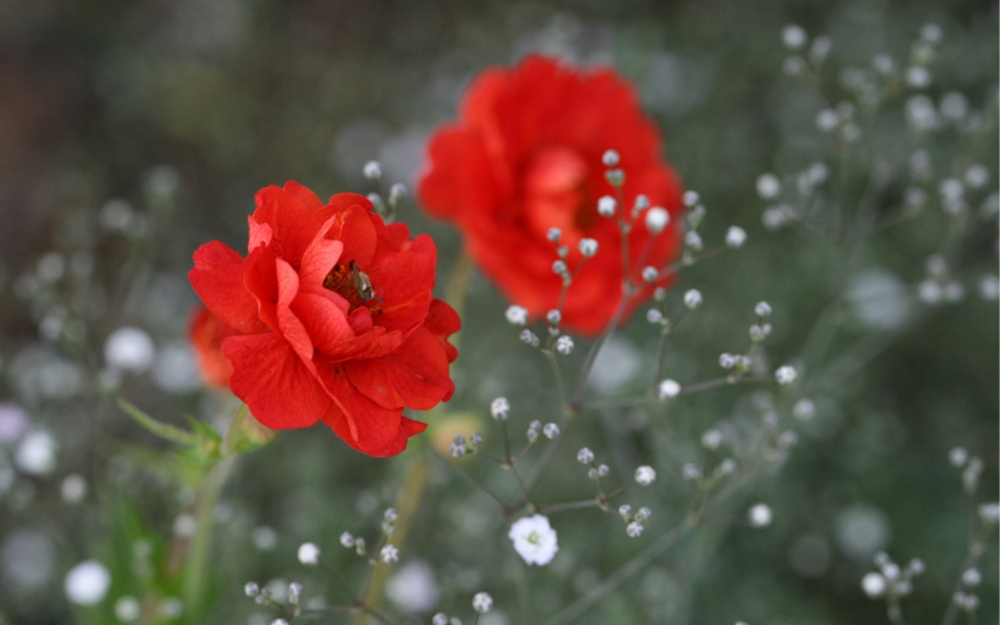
[918,255,964,305]
[382,508,398,537]
[618,503,651,537]
[861,552,925,599]
[339,532,368,557]
[451,433,483,458]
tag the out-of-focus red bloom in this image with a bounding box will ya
[188,182,459,457]
[419,55,684,335]
[188,305,237,389]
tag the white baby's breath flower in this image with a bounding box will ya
[65,560,111,606]
[597,196,617,217]
[626,522,644,537]
[472,592,493,614]
[634,465,656,486]
[602,150,620,167]
[363,161,382,179]
[645,207,670,233]
[505,306,529,326]
[756,174,781,199]
[542,423,560,439]
[725,226,747,248]
[576,448,594,464]
[775,365,797,385]
[684,289,703,309]
[754,301,772,317]
[379,545,399,563]
[508,515,558,566]
[748,504,773,527]
[555,335,574,355]
[297,543,321,565]
[490,397,510,420]
[579,238,599,257]
[657,379,681,399]
[862,572,887,598]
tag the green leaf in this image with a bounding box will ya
[119,399,197,446]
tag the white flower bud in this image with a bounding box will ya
[641,266,659,283]
[519,329,540,347]
[288,582,303,605]
[635,507,651,521]
[755,301,772,317]
[505,305,528,326]
[748,503,773,527]
[793,398,816,421]
[618,504,632,518]
[363,161,382,180]
[297,543,321,565]
[816,109,840,132]
[597,464,609,477]
[657,379,681,399]
[340,532,354,547]
[555,335,574,355]
[684,231,703,250]
[725,226,747,248]
[626,522,644,537]
[682,464,701,480]
[645,207,670,233]
[450,436,467,458]
[646,308,664,324]
[634,465,656,485]
[542,423,560,439]
[473,592,493,614]
[602,150,620,167]
[862,572,887,598]
[920,22,942,43]
[682,190,700,207]
[388,183,407,203]
[489,397,511,422]
[701,429,723,450]
[605,169,625,186]
[579,238,599,258]
[782,24,807,49]
[597,195,617,217]
[633,195,650,211]
[433,614,448,625]
[756,174,781,199]
[546,309,561,325]
[683,289,703,309]
[379,545,399,563]
[552,260,568,275]
[775,365,797,385]
[244,582,259,597]
[719,353,736,369]
[949,447,968,467]
[962,568,981,587]
[547,227,562,242]
[576,448,594,464]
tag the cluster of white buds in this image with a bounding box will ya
[432,613,463,625]
[862,552,924,599]
[287,581,303,606]
[555,335,574,355]
[382,508,398,537]
[719,353,752,372]
[339,532,367,557]
[526,420,542,443]
[588,463,610,480]
[774,365,797,385]
[918,254,964,305]
[519,329,541,347]
[450,436,468,458]
[618,504,651,537]
[749,322,773,343]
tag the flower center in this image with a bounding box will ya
[523,146,596,243]
[322,261,382,314]
[526,531,540,545]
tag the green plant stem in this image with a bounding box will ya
[182,455,236,617]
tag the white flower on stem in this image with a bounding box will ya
[684,231,703,251]
[432,614,448,625]
[597,196,617,217]
[297,543,321,565]
[104,327,156,373]
[65,560,111,606]
[775,365,797,385]
[862,572,887,598]
[641,266,659,283]
[546,227,562,243]
[626,522,644,537]
[576,448,594,464]
[555,335,574,355]
[949,447,968,467]
[645,207,670,233]
[490,397,510,420]
[725,226,747,248]
[244,582,260,597]
[363,161,382,179]
[546,309,561,325]
[602,150,620,167]
[634,465,656,486]
[579,238,598,257]
[684,289,703,309]
[748,504,773,527]
[657,379,681,399]
[508,515,558,566]
[683,190,700,207]
[472,592,493,613]
[754,301,772,317]
[782,24,807,49]
[379,545,399,563]
[505,306,528,326]
[756,174,781,199]
[542,423,560,439]
[646,309,664,324]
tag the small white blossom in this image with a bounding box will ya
[546,309,561,325]
[645,207,670,233]
[683,190,700,207]
[626,522,644,537]
[104,327,156,373]
[577,448,594,464]
[450,436,467,458]
[684,289,703,309]
[339,532,354,547]
[646,308,664,324]
[543,423,560,439]
[816,109,839,132]
[755,301,772,317]
[272,619,289,625]
[920,22,942,43]
[288,582,303,605]
[682,463,701,480]
[64,560,111,606]
[363,161,382,179]
[244,582,260,597]
[977,503,999,523]
[508,515,558,566]
[602,150,620,167]
[684,231,703,250]
[579,238,599,257]
[15,430,58,475]
[775,365,797,385]
[641,266,659,282]
[505,306,528,326]
[546,227,562,242]
[519,329,540,347]
[618,504,632,518]
[597,464,609,477]
[719,353,737,369]
[965,165,989,189]
[657,379,681,399]
[552,260,568,275]
[748,504,773,527]
[909,559,925,575]
[756,174,781,199]
[906,66,931,89]
[633,195,650,212]
[115,597,141,622]
[490,397,510,420]
[555,335,574,355]
[862,572,887,598]
[605,168,625,186]
[635,507,651,521]
[949,447,969,467]
[472,592,493,614]
[634,465,656,485]
[810,35,832,62]
[701,429,723,450]
[433,614,448,625]
[962,568,981,587]
[782,24,807,49]
[297,542,321,565]
[597,196,617,217]
[380,545,399,563]
[725,226,747,248]
[793,399,816,421]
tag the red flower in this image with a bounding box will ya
[188,182,459,457]
[188,305,237,389]
[419,55,684,335]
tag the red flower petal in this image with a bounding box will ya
[189,241,268,335]
[275,258,316,369]
[223,333,330,429]
[252,186,323,266]
[317,363,411,456]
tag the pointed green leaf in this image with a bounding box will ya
[119,399,197,446]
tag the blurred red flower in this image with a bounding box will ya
[189,183,459,457]
[188,305,237,389]
[419,55,685,335]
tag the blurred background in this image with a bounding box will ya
[0,0,996,624]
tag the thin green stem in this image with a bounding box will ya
[181,456,236,617]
